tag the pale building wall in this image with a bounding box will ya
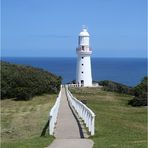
[76,27,92,87]
[76,54,92,86]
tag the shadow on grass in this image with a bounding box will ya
[40,120,49,137]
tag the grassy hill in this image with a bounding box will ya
[98,80,133,94]
[128,77,147,106]
[1,61,62,147]
[1,61,62,100]
[98,78,147,106]
[1,94,57,148]
[70,87,147,148]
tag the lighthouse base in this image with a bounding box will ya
[67,83,99,88]
[75,82,92,87]
[76,54,92,87]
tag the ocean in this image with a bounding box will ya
[1,57,147,87]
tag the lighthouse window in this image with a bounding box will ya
[81,71,83,73]
[82,57,84,59]
[82,46,84,50]
[81,80,84,85]
[82,64,84,66]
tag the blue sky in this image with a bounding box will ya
[1,0,147,57]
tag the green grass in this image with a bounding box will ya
[1,94,57,148]
[1,136,54,148]
[70,87,147,148]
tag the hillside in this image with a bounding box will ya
[1,61,62,100]
[1,94,56,148]
[70,87,147,148]
[128,77,147,106]
[98,80,133,94]
[98,78,147,106]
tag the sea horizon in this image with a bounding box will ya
[1,57,147,87]
[1,56,147,59]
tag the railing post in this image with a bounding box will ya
[91,115,95,135]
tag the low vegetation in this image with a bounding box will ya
[128,77,147,106]
[1,61,62,100]
[1,61,61,147]
[1,94,57,148]
[98,77,147,106]
[98,80,133,94]
[70,87,147,148]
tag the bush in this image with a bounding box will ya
[128,97,147,106]
[99,80,132,95]
[15,87,32,101]
[1,61,62,100]
[128,77,147,106]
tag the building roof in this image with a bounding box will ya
[79,28,90,37]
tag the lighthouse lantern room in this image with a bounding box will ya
[76,26,93,87]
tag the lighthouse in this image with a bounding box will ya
[76,26,92,87]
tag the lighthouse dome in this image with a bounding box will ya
[79,28,90,37]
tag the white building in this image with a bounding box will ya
[76,26,93,87]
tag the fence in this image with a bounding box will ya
[67,83,100,88]
[66,86,95,135]
[49,86,62,135]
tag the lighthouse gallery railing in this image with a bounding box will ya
[49,86,62,135]
[66,86,95,135]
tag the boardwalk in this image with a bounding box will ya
[48,87,93,148]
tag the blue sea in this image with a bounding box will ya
[1,57,147,87]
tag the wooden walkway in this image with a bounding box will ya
[48,87,93,148]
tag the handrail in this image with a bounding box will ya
[49,86,62,135]
[67,83,100,87]
[65,85,95,135]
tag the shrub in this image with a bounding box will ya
[1,61,62,100]
[128,77,147,106]
[99,80,132,95]
[15,87,32,101]
[128,97,147,106]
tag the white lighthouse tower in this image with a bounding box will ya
[76,26,92,87]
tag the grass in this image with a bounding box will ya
[70,87,147,148]
[1,94,57,148]
[1,136,54,148]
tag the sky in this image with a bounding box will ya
[1,0,147,57]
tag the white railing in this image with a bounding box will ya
[49,86,62,135]
[67,84,82,87]
[65,86,95,135]
[67,83,100,88]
